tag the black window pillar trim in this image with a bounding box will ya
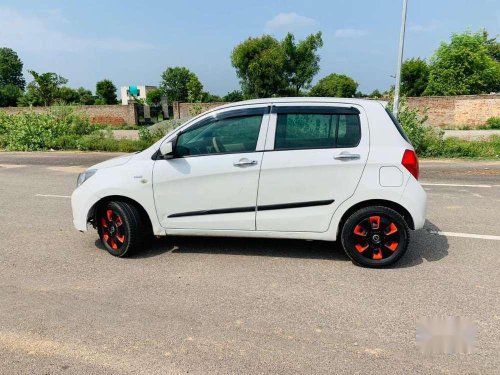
[271,105,360,115]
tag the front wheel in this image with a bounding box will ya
[341,206,409,268]
[97,201,144,257]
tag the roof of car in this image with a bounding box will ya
[214,97,387,110]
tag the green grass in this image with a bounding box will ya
[422,135,500,159]
[441,117,500,131]
[440,124,472,130]
[51,132,151,152]
[0,109,158,153]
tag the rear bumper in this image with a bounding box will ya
[400,177,427,230]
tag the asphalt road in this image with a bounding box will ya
[0,152,499,374]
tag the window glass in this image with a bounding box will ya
[275,113,360,150]
[337,114,361,147]
[175,115,262,156]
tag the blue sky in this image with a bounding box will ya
[1,0,498,96]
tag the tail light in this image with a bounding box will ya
[401,149,419,180]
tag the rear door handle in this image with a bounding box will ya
[334,152,360,161]
[233,158,258,167]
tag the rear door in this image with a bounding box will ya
[256,104,368,232]
[153,106,270,230]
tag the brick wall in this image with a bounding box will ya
[0,104,138,125]
[407,94,500,127]
[172,102,227,120]
[5,96,496,128]
[173,95,499,128]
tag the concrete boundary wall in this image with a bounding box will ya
[172,102,228,120]
[173,95,499,128]
[1,95,498,127]
[0,104,138,125]
[406,94,499,127]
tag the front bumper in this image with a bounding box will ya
[71,184,99,232]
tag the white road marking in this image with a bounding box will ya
[472,193,483,198]
[48,166,86,173]
[429,230,500,241]
[0,164,26,169]
[421,183,492,188]
[35,194,71,199]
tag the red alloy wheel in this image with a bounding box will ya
[100,209,126,250]
[352,215,402,261]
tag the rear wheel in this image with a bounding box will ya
[97,201,143,257]
[341,206,409,268]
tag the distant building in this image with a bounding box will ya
[120,85,157,105]
[120,85,169,122]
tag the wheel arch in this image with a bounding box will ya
[88,195,153,234]
[336,199,415,239]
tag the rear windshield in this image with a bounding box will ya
[385,108,411,144]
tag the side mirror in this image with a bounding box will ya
[159,141,174,159]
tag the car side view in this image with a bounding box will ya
[71,98,427,267]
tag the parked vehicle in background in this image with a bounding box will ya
[71,98,426,267]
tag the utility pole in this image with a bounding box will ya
[393,0,408,117]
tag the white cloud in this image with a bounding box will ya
[408,21,439,33]
[265,12,317,30]
[334,29,369,38]
[0,7,154,53]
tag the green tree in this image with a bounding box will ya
[231,35,286,98]
[201,92,223,102]
[95,79,118,104]
[146,88,163,106]
[160,67,200,102]
[231,32,323,98]
[483,30,500,62]
[0,84,23,107]
[368,89,383,98]
[25,70,68,106]
[0,48,25,90]
[75,87,95,105]
[309,74,358,97]
[57,87,80,104]
[282,32,323,95]
[401,58,429,97]
[424,30,500,95]
[223,90,244,102]
[17,82,42,106]
[186,75,204,102]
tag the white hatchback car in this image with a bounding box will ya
[72,98,426,267]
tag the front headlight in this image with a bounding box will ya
[76,169,97,187]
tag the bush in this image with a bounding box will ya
[389,97,444,156]
[0,106,157,152]
[5,112,68,151]
[425,136,500,158]
[485,117,500,130]
[0,106,101,151]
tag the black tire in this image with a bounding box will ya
[97,201,144,257]
[340,206,409,268]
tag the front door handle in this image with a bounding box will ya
[233,158,258,167]
[334,152,360,161]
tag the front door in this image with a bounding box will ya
[153,108,269,230]
[256,104,368,232]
